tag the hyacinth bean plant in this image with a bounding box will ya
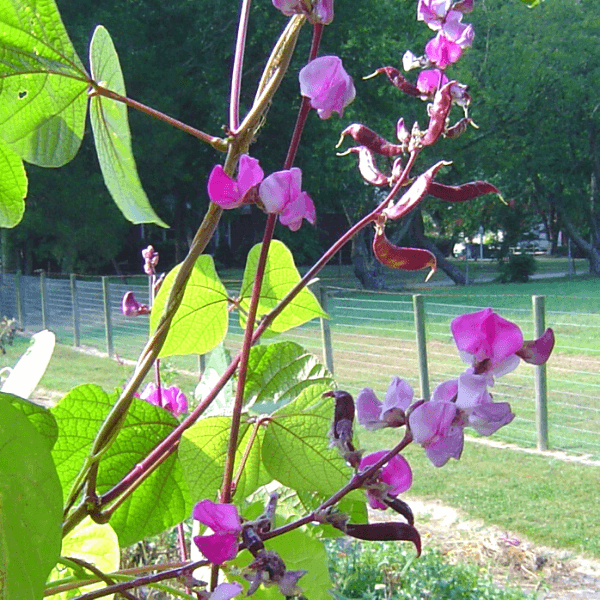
[0,0,555,598]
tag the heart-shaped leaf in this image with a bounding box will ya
[89,25,166,226]
[0,0,89,166]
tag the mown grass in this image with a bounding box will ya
[363,429,600,559]
[0,335,199,400]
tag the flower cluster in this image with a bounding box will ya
[357,308,554,470]
[417,0,474,69]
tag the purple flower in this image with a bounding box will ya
[192,500,242,565]
[140,383,188,416]
[451,308,525,379]
[208,154,264,209]
[356,377,413,430]
[409,370,515,467]
[299,56,355,119]
[208,583,243,600]
[259,167,316,231]
[408,398,463,467]
[272,0,334,25]
[416,69,448,95]
[121,291,150,317]
[425,33,464,69]
[142,245,159,275]
[418,0,474,47]
[359,451,412,510]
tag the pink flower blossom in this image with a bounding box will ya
[208,155,264,209]
[416,69,448,95]
[121,291,150,317]
[408,399,463,467]
[142,245,159,275]
[299,56,355,119]
[140,383,188,416]
[272,0,334,24]
[259,167,316,231]
[356,377,413,429]
[359,451,412,510]
[451,308,524,378]
[418,0,474,47]
[425,33,464,69]
[192,500,242,565]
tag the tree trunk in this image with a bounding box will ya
[589,105,600,247]
[410,209,467,285]
[546,191,600,276]
[351,228,386,290]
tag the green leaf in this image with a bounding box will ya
[239,241,326,334]
[244,341,334,414]
[0,139,26,227]
[0,0,89,166]
[51,384,192,547]
[47,518,119,600]
[0,400,63,600]
[262,384,354,497]
[88,25,166,226]
[151,255,229,358]
[521,0,542,6]
[179,416,270,502]
[194,344,235,417]
[1,392,58,450]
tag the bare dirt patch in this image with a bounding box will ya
[373,498,600,599]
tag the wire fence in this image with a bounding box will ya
[1,272,598,460]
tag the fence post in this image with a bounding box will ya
[40,271,48,329]
[533,295,549,451]
[319,286,334,375]
[413,294,430,401]
[15,270,24,328]
[102,277,114,357]
[70,274,81,347]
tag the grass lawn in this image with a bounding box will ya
[0,335,200,401]
[364,429,600,559]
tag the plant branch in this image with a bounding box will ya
[90,85,227,151]
[229,0,253,131]
[262,430,413,541]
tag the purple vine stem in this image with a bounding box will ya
[229,0,253,131]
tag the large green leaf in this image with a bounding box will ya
[0,139,26,227]
[2,392,58,450]
[88,26,166,226]
[239,241,326,334]
[0,400,63,600]
[262,384,355,497]
[151,255,229,358]
[244,341,334,414]
[179,416,270,503]
[0,0,89,166]
[47,518,119,600]
[51,384,192,547]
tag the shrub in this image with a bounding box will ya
[326,541,530,600]
[496,254,537,283]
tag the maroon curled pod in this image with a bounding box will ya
[373,224,437,280]
[444,117,476,139]
[338,123,405,156]
[427,180,501,203]
[368,67,422,98]
[384,160,451,220]
[420,80,455,146]
[343,147,390,186]
[345,522,422,556]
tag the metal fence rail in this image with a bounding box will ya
[1,273,598,459]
